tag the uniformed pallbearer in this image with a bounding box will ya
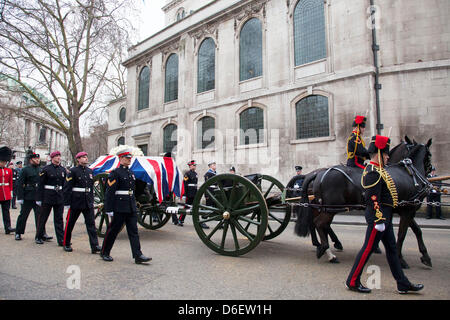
[62,152,101,253]
[345,135,424,294]
[100,149,151,264]
[10,162,18,209]
[346,115,370,169]
[0,146,15,234]
[35,151,66,245]
[177,160,198,227]
[15,153,50,241]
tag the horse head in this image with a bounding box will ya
[404,139,433,176]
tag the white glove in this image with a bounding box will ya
[64,206,70,210]
[36,201,42,206]
[17,200,24,205]
[11,191,13,198]
[106,212,114,217]
[375,223,385,232]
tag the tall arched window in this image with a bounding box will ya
[197,38,215,93]
[138,66,150,110]
[240,107,264,145]
[239,18,263,81]
[197,116,215,149]
[293,0,327,66]
[164,54,179,103]
[163,124,177,153]
[295,95,329,139]
[117,136,125,146]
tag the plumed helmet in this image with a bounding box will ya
[0,146,13,162]
[367,135,391,154]
[352,115,367,128]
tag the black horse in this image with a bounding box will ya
[295,137,433,268]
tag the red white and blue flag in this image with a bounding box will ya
[89,156,184,203]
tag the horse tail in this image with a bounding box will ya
[294,173,317,237]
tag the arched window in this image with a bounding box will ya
[293,0,327,66]
[138,66,150,110]
[240,107,264,145]
[163,124,177,153]
[295,95,329,139]
[176,8,185,21]
[117,136,125,146]
[119,107,126,123]
[197,116,215,149]
[197,38,215,93]
[164,54,178,103]
[239,18,263,81]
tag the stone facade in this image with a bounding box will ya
[109,0,450,184]
[0,79,70,165]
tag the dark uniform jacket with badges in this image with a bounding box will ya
[105,165,137,213]
[183,170,198,198]
[361,162,398,225]
[347,131,370,168]
[17,165,40,201]
[63,165,94,210]
[36,164,66,205]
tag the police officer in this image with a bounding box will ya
[0,146,15,234]
[292,166,304,197]
[177,160,198,227]
[346,135,424,294]
[62,152,101,253]
[346,115,370,169]
[10,162,18,209]
[100,149,151,264]
[15,153,51,241]
[35,150,66,245]
[426,166,445,220]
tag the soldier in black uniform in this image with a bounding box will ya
[62,152,101,253]
[100,149,151,264]
[202,161,217,229]
[177,160,198,227]
[346,115,370,169]
[15,153,50,241]
[346,135,424,294]
[10,162,18,209]
[35,151,66,245]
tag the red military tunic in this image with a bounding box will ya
[0,167,13,201]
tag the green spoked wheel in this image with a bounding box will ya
[93,173,109,237]
[192,174,268,256]
[259,175,290,241]
[137,202,171,230]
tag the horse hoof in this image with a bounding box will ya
[420,256,432,268]
[329,257,339,264]
[400,258,410,269]
[316,246,327,259]
[334,242,343,251]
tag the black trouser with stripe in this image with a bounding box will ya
[346,207,410,290]
[426,193,442,218]
[63,207,99,249]
[180,197,194,223]
[15,200,45,235]
[36,204,64,244]
[101,211,143,258]
[0,200,12,231]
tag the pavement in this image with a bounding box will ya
[331,211,450,229]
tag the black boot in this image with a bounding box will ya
[91,245,102,254]
[15,233,22,241]
[135,254,152,264]
[398,283,424,294]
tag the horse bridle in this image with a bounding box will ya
[400,158,433,201]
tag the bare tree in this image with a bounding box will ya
[0,0,136,161]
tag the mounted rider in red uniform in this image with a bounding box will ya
[346,115,370,169]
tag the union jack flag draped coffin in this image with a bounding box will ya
[89,156,185,203]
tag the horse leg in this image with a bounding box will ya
[313,212,333,260]
[327,225,343,251]
[310,209,321,247]
[409,218,432,267]
[397,213,411,269]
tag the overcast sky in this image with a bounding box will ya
[137,0,166,42]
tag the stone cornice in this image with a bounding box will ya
[161,0,185,13]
